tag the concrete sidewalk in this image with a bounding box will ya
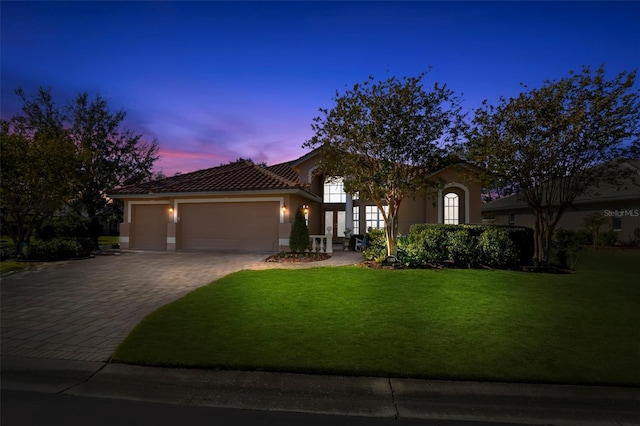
[1,356,638,425]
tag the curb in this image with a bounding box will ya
[2,356,639,425]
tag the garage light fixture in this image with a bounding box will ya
[169,207,174,214]
[302,204,309,215]
[282,205,287,213]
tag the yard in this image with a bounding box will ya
[113,248,640,386]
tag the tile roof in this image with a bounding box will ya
[110,160,306,196]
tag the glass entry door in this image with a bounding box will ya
[324,210,346,237]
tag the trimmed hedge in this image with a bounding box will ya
[363,224,534,269]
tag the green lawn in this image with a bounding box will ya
[0,260,30,273]
[98,235,120,246]
[113,248,640,386]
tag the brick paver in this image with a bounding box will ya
[1,249,362,362]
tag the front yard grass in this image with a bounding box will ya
[112,248,640,386]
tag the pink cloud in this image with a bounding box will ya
[155,148,228,177]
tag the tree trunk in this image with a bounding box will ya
[533,212,543,268]
[384,211,399,258]
[543,224,556,270]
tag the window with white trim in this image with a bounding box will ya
[365,205,388,230]
[444,192,459,225]
[352,206,360,234]
[323,177,346,203]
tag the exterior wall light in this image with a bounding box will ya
[302,204,309,215]
[169,207,174,214]
[282,205,287,213]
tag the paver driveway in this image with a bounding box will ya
[1,250,362,363]
[0,251,276,362]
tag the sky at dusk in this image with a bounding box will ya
[2,1,639,177]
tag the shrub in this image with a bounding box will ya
[599,230,619,246]
[553,229,582,270]
[395,224,534,269]
[446,228,477,267]
[289,207,310,253]
[1,244,17,261]
[22,238,91,261]
[503,226,535,266]
[575,229,593,246]
[362,228,387,263]
[478,228,519,269]
[397,227,448,267]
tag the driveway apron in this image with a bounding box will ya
[0,251,270,362]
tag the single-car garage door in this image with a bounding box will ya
[132,204,167,250]
[178,202,279,252]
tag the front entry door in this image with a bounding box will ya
[325,210,346,237]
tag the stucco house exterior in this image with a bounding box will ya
[481,160,640,244]
[109,150,484,252]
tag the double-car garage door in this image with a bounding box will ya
[132,202,279,252]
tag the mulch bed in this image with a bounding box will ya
[264,252,331,263]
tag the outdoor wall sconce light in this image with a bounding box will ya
[282,205,287,213]
[169,207,174,214]
[302,204,309,215]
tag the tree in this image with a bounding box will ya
[289,206,310,253]
[7,87,160,249]
[467,65,639,269]
[66,92,159,248]
[0,89,77,254]
[303,71,466,257]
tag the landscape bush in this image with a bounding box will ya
[22,238,91,261]
[446,228,477,267]
[362,228,387,263]
[599,230,619,246]
[477,227,519,269]
[388,224,533,270]
[289,207,310,253]
[552,229,583,270]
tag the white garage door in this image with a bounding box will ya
[178,202,279,252]
[132,204,167,250]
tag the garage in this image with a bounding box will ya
[132,204,168,250]
[178,201,279,252]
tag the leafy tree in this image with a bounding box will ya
[289,206,310,252]
[467,65,639,269]
[7,87,160,249]
[0,88,77,254]
[303,71,466,257]
[66,92,159,248]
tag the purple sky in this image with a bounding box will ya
[2,1,639,176]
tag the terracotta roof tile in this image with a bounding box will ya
[110,160,304,195]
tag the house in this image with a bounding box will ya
[481,160,640,244]
[109,150,484,252]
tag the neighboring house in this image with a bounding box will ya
[481,160,640,244]
[109,150,484,252]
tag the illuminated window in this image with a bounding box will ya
[444,193,459,225]
[365,205,388,230]
[352,206,360,234]
[323,177,346,203]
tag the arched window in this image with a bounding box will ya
[444,193,459,225]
